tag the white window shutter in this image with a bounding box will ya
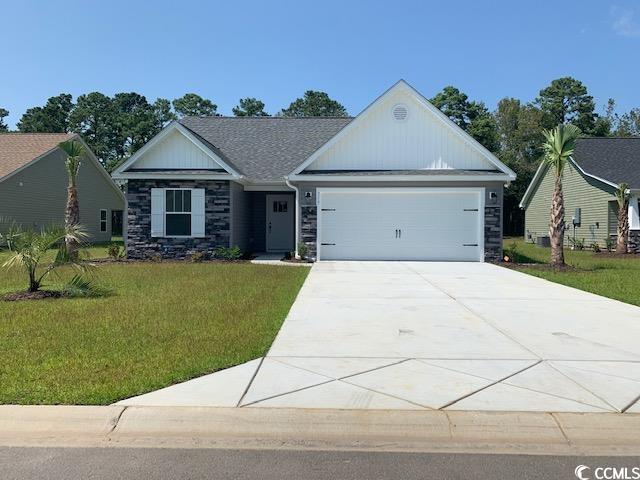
[191,188,205,237]
[150,188,165,237]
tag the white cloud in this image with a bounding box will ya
[611,6,640,37]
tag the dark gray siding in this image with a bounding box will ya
[0,148,124,242]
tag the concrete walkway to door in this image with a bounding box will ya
[118,262,640,413]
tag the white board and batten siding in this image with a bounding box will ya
[150,188,205,237]
[136,129,226,171]
[317,188,484,262]
[306,88,496,172]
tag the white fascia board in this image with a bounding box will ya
[519,162,547,209]
[244,183,292,191]
[72,135,125,202]
[112,171,235,181]
[569,157,619,190]
[288,173,511,183]
[112,121,241,178]
[291,80,516,180]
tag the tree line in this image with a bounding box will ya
[0,90,347,172]
[1,77,638,233]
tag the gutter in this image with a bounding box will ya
[284,177,300,259]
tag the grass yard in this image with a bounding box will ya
[504,238,640,306]
[0,248,309,405]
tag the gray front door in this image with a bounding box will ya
[266,194,294,252]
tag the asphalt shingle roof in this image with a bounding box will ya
[574,138,640,189]
[0,133,74,181]
[179,116,353,182]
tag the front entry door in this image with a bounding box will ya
[266,194,294,252]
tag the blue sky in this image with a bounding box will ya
[2,0,639,127]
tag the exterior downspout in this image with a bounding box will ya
[284,176,300,259]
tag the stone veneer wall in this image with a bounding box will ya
[629,230,640,254]
[299,204,503,262]
[484,205,503,262]
[300,206,318,260]
[126,179,230,259]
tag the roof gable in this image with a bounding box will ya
[112,122,240,178]
[293,80,515,178]
[179,116,352,182]
[0,133,74,181]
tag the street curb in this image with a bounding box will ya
[0,406,639,455]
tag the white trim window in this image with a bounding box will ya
[150,187,205,238]
[100,209,108,233]
[165,189,192,237]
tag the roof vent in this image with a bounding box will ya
[392,103,408,121]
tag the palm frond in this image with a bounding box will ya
[542,123,581,176]
[616,183,630,207]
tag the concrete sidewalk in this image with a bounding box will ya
[1,406,639,456]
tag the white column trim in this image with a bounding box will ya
[629,195,640,231]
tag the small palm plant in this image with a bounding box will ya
[541,124,581,267]
[615,183,630,254]
[59,139,85,258]
[1,223,90,293]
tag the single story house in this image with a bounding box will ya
[112,80,516,262]
[520,138,640,252]
[0,133,125,241]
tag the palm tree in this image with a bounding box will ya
[541,124,581,266]
[615,183,630,254]
[1,223,89,292]
[59,139,85,257]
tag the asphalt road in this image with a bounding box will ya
[2,447,639,480]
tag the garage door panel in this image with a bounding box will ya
[318,189,483,261]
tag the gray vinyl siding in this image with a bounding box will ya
[0,148,124,242]
[524,161,616,247]
[230,182,250,251]
[248,192,267,252]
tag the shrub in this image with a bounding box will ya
[503,241,519,263]
[147,252,163,262]
[590,242,601,253]
[1,223,91,293]
[106,243,125,259]
[297,242,310,260]
[214,246,242,261]
[569,237,585,251]
[188,251,205,263]
[605,236,615,253]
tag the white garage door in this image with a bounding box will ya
[317,188,484,261]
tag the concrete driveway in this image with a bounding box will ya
[119,262,640,413]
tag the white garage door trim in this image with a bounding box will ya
[316,187,485,262]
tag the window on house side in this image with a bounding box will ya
[100,209,108,232]
[165,189,192,236]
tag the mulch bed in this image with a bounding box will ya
[3,290,64,301]
[501,262,580,272]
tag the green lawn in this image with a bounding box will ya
[504,238,640,306]
[0,249,309,405]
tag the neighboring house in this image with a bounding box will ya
[0,133,125,242]
[112,80,516,262]
[520,138,640,251]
